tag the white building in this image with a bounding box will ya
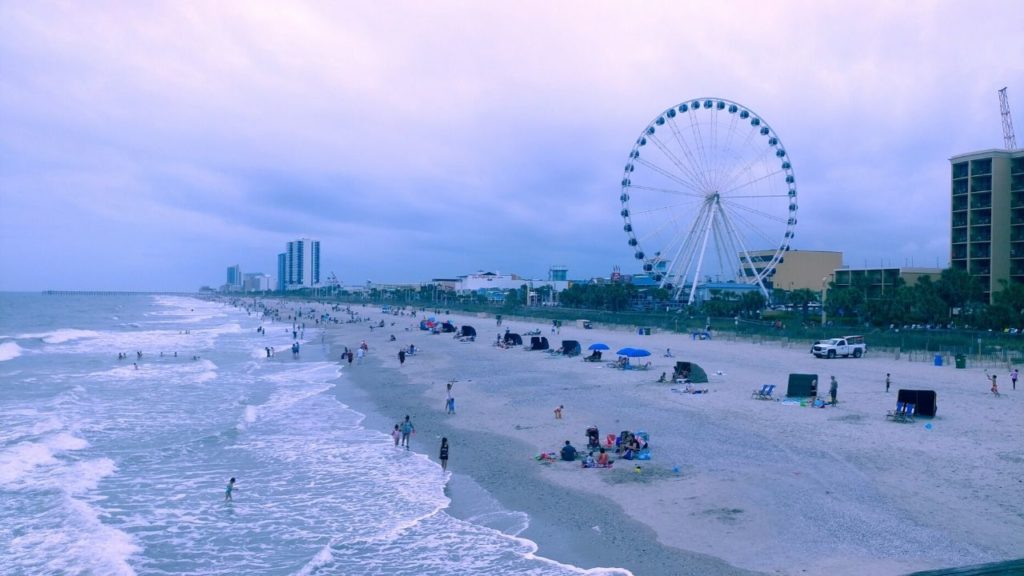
[243,273,271,292]
[285,238,321,290]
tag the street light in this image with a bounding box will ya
[821,275,830,327]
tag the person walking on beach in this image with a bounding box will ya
[885,373,891,393]
[829,376,838,405]
[554,405,563,419]
[225,477,236,501]
[400,415,415,449]
[446,396,455,415]
[392,424,401,447]
[439,437,449,472]
[1012,368,1018,391]
[398,349,406,365]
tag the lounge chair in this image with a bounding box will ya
[885,402,905,421]
[902,403,916,423]
[583,351,602,363]
[751,384,770,399]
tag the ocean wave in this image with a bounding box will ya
[0,340,24,361]
[16,329,102,344]
[0,432,89,488]
[8,495,140,576]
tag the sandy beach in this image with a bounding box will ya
[325,306,1024,576]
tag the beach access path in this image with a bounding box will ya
[326,307,1024,576]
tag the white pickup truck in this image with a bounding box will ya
[811,336,866,359]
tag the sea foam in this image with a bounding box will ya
[0,340,24,361]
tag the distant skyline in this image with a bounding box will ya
[1,1,1023,291]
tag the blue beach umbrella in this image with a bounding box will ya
[588,343,610,351]
[617,348,651,358]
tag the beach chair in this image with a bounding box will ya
[885,402,905,421]
[762,384,775,400]
[902,403,916,423]
[751,384,770,399]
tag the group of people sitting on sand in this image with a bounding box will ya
[552,427,650,468]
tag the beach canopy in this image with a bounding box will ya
[560,340,581,357]
[588,342,609,351]
[786,373,819,398]
[441,321,456,333]
[616,347,651,358]
[897,389,938,417]
[672,361,708,383]
[458,325,476,338]
[503,333,522,346]
[529,336,550,351]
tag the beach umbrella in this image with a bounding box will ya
[617,348,651,357]
[588,343,610,351]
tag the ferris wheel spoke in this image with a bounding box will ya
[684,112,715,190]
[634,156,705,194]
[635,200,706,248]
[663,115,704,188]
[721,168,785,197]
[721,203,782,248]
[721,197,788,222]
[727,193,790,199]
[717,143,777,192]
[629,184,706,199]
[647,132,708,191]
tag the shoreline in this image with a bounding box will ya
[316,305,1023,576]
[329,333,749,576]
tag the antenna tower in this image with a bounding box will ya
[999,87,1017,150]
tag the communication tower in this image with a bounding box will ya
[999,87,1017,150]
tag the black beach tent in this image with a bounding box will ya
[441,321,456,333]
[503,333,523,346]
[786,373,819,398]
[673,361,708,383]
[560,340,581,357]
[529,336,550,351]
[897,389,938,417]
[458,325,476,338]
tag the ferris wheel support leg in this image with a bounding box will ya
[687,202,718,305]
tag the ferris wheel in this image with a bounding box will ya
[619,97,797,304]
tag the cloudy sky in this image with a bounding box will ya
[1,1,1022,291]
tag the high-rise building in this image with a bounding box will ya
[226,265,242,291]
[285,238,321,290]
[950,149,1024,302]
[277,253,287,292]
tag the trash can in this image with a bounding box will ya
[644,327,651,335]
[955,354,966,369]
[934,354,943,366]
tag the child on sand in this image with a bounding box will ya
[554,405,563,419]
[392,424,401,446]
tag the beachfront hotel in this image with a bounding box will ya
[950,148,1024,302]
[283,238,321,290]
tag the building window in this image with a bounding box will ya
[970,158,992,176]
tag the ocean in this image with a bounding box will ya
[0,293,627,576]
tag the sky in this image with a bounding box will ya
[1,0,1022,291]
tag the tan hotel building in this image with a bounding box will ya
[745,249,842,292]
[950,149,1024,303]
